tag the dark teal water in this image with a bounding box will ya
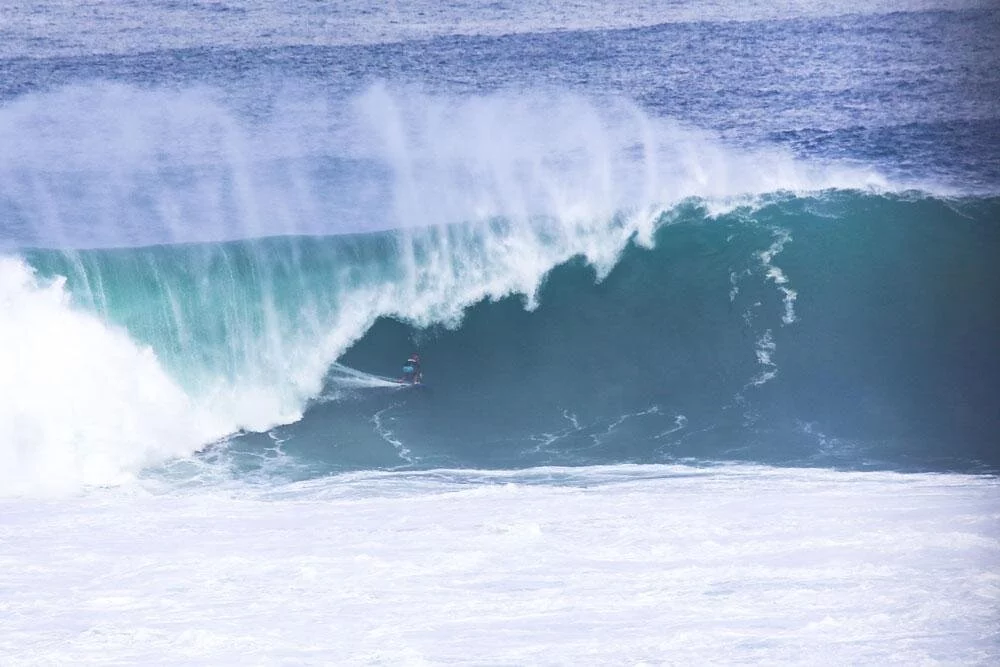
[231,193,1000,475]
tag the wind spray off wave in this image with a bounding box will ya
[3,84,903,495]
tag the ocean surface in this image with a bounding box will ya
[2,1,999,663]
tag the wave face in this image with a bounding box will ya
[281,193,1000,475]
[9,191,999,491]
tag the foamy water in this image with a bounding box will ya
[2,465,997,664]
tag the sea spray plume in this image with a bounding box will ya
[0,84,370,249]
[353,84,885,298]
[1,83,889,249]
[0,84,258,248]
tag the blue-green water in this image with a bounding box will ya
[16,192,1000,479]
[2,1,999,489]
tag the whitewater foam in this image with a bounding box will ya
[0,257,228,496]
[759,227,798,325]
[372,404,414,464]
[2,464,996,663]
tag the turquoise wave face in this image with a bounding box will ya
[25,234,399,392]
[314,193,1000,475]
[20,191,999,479]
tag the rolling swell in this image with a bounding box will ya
[248,191,1000,475]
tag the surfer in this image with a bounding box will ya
[400,354,422,384]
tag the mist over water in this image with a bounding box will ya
[2,82,895,250]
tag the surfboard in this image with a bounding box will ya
[395,380,429,391]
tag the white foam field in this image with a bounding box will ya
[0,464,996,663]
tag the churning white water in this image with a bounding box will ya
[1,465,997,664]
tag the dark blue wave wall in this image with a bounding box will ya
[303,193,1000,474]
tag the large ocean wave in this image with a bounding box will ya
[5,192,999,494]
[2,84,997,495]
